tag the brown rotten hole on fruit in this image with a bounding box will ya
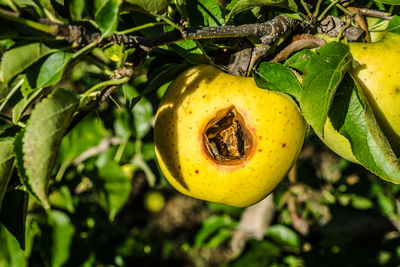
[203,106,253,165]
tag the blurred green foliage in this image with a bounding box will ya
[1,0,400,266]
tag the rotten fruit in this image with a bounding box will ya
[154,65,306,207]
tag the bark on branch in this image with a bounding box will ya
[58,15,296,49]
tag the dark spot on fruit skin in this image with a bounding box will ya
[189,111,192,114]
[282,143,286,148]
[258,149,262,152]
[195,170,199,174]
[395,88,400,94]
[202,95,206,98]
[259,136,262,140]
[178,165,181,170]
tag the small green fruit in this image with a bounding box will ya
[144,190,165,212]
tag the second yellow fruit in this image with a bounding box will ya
[321,33,400,162]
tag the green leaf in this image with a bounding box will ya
[143,63,190,97]
[0,43,55,84]
[0,224,25,267]
[36,52,71,88]
[229,240,281,267]
[58,116,108,164]
[21,88,79,209]
[254,62,301,101]
[0,138,14,210]
[95,0,121,37]
[300,42,352,135]
[49,186,75,213]
[48,210,75,267]
[91,160,131,220]
[374,0,400,5]
[204,228,232,248]
[284,49,313,73]
[377,194,395,216]
[132,96,153,139]
[0,75,24,110]
[12,88,45,124]
[69,0,85,21]
[125,0,169,15]
[334,75,400,183]
[166,40,208,65]
[0,189,28,250]
[207,202,244,216]
[226,0,298,22]
[103,43,124,62]
[194,215,236,248]
[187,0,225,27]
[350,194,373,210]
[387,15,400,34]
[266,225,300,249]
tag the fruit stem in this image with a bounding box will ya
[313,0,323,17]
[318,0,339,21]
[300,0,313,18]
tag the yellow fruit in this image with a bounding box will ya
[321,33,400,161]
[154,65,306,207]
[350,33,400,155]
[321,118,358,163]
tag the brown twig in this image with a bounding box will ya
[347,8,371,42]
[231,194,275,255]
[271,34,325,63]
[73,137,121,165]
[347,7,393,20]
[288,193,309,236]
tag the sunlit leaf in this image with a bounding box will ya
[284,49,313,73]
[0,43,55,84]
[254,62,301,101]
[36,52,71,88]
[95,0,121,37]
[300,42,352,135]
[21,88,79,209]
[387,15,400,34]
[374,0,400,5]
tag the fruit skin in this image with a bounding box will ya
[154,65,306,207]
[321,118,358,163]
[321,33,400,162]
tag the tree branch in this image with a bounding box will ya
[56,15,296,49]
